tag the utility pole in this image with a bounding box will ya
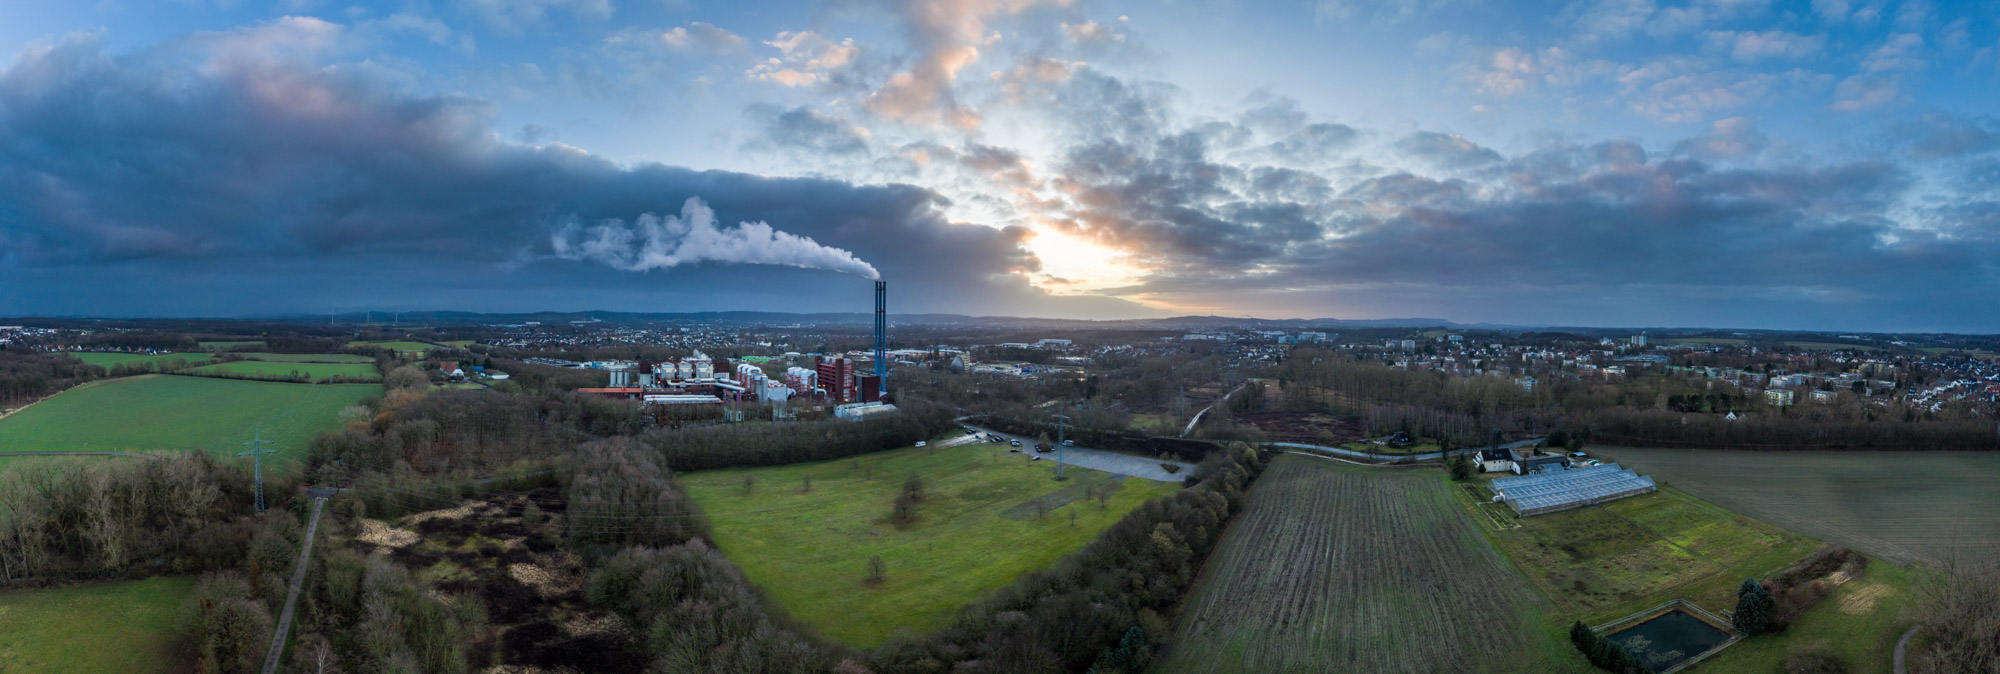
[238,429,278,513]
[1051,403,1071,479]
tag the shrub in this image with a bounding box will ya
[1783,646,1849,674]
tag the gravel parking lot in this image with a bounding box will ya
[957,424,1196,482]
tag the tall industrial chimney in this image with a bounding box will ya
[874,281,887,398]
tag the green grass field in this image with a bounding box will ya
[1784,341,1880,352]
[679,440,1180,647]
[197,340,265,350]
[239,352,377,364]
[1686,562,1919,674]
[348,340,437,353]
[0,375,376,465]
[189,360,380,382]
[0,576,194,673]
[1455,481,1818,624]
[1595,448,2000,566]
[66,352,215,370]
[1157,456,1589,674]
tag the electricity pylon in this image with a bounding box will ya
[238,429,278,513]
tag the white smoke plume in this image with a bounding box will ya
[549,197,881,279]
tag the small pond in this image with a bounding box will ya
[1606,609,1734,673]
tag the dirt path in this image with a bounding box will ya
[1894,626,1918,674]
[261,497,328,674]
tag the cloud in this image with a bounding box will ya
[610,22,746,54]
[550,198,881,279]
[456,0,612,35]
[1706,30,1826,62]
[1673,116,1769,158]
[1395,131,1504,168]
[1861,32,1926,72]
[1473,46,1609,97]
[1061,21,1122,44]
[1832,74,1903,110]
[744,106,873,156]
[1896,114,2000,158]
[859,0,1062,129]
[747,31,860,87]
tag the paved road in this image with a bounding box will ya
[956,424,1196,482]
[1893,626,1918,674]
[261,497,328,674]
[1265,437,1547,462]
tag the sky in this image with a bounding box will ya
[1,0,1997,331]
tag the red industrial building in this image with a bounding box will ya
[817,356,855,402]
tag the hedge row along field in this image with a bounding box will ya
[0,374,376,465]
[1156,455,1589,674]
[1597,447,2000,566]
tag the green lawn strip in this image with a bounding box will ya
[67,352,216,370]
[189,360,380,382]
[1686,563,1921,674]
[239,352,378,364]
[0,375,376,466]
[0,576,195,673]
[680,440,1178,648]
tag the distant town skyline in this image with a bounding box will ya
[2,1,1997,331]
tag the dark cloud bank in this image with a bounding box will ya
[0,27,1144,320]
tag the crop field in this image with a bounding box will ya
[679,440,1179,647]
[0,374,375,464]
[1596,448,2000,566]
[1156,455,1588,674]
[66,351,214,370]
[189,360,380,382]
[239,352,377,364]
[0,576,194,672]
[1457,479,1817,623]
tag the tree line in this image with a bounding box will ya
[0,349,102,405]
[0,453,261,583]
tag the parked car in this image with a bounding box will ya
[1061,440,1075,447]
[1008,448,1022,453]
[1010,440,1021,447]
[915,441,927,447]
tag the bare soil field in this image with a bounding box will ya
[1594,447,2000,565]
[1156,454,1589,674]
